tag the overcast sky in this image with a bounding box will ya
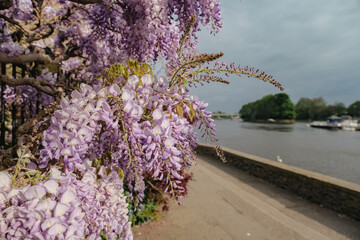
[189,0,360,113]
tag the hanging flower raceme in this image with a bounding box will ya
[40,61,206,201]
[40,83,119,173]
[0,166,132,240]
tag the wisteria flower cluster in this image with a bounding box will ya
[40,83,118,172]
[1,0,224,81]
[1,59,231,239]
[0,166,132,239]
[0,0,225,143]
[40,60,216,200]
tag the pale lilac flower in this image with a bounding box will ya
[152,108,163,121]
[127,75,139,88]
[121,89,135,102]
[47,223,67,236]
[141,74,153,86]
[42,6,57,19]
[0,172,11,192]
[43,180,59,195]
[164,137,176,149]
[0,42,23,57]
[60,190,76,204]
[123,100,134,113]
[35,198,56,212]
[18,0,33,14]
[109,84,121,96]
[156,76,168,89]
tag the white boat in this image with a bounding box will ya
[310,115,359,131]
[342,119,359,131]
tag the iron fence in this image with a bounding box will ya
[0,62,66,149]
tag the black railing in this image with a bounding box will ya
[0,62,59,149]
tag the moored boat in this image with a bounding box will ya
[310,115,359,130]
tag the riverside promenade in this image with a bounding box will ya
[132,151,360,240]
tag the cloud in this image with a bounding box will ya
[191,0,360,112]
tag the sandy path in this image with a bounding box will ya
[132,156,360,240]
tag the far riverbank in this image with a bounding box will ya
[242,119,295,124]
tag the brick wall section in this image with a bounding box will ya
[196,144,360,221]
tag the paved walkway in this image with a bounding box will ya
[132,155,360,240]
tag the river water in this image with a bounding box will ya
[199,120,360,185]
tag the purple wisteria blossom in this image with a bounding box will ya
[0,0,231,239]
[0,166,132,240]
[40,84,118,172]
[0,170,85,239]
[2,61,224,239]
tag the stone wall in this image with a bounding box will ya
[196,144,360,221]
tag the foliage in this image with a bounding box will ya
[295,97,312,120]
[295,97,350,120]
[347,101,360,117]
[239,93,295,121]
[127,196,158,226]
[308,97,327,120]
[322,102,347,118]
[0,1,284,239]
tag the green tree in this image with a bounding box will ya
[309,97,327,120]
[239,93,296,121]
[255,95,275,120]
[295,98,312,120]
[239,102,257,121]
[324,102,347,117]
[272,93,296,120]
[348,101,360,117]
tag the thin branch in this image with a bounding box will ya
[16,101,59,136]
[145,179,164,196]
[26,24,54,43]
[0,14,30,36]
[0,52,51,64]
[0,102,59,171]
[0,74,57,96]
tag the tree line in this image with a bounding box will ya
[239,95,360,121]
[295,98,360,120]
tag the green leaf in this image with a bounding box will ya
[134,60,144,76]
[100,232,108,240]
[189,105,195,122]
[141,63,154,79]
[108,66,116,83]
[26,170,40,176]
[126,59,136,75]
[105,167,112,176]
[120,64,129,80]
[176,104,184,118]
[44,63,58,73]
[92,158,99,168]
[117,167,124,180]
